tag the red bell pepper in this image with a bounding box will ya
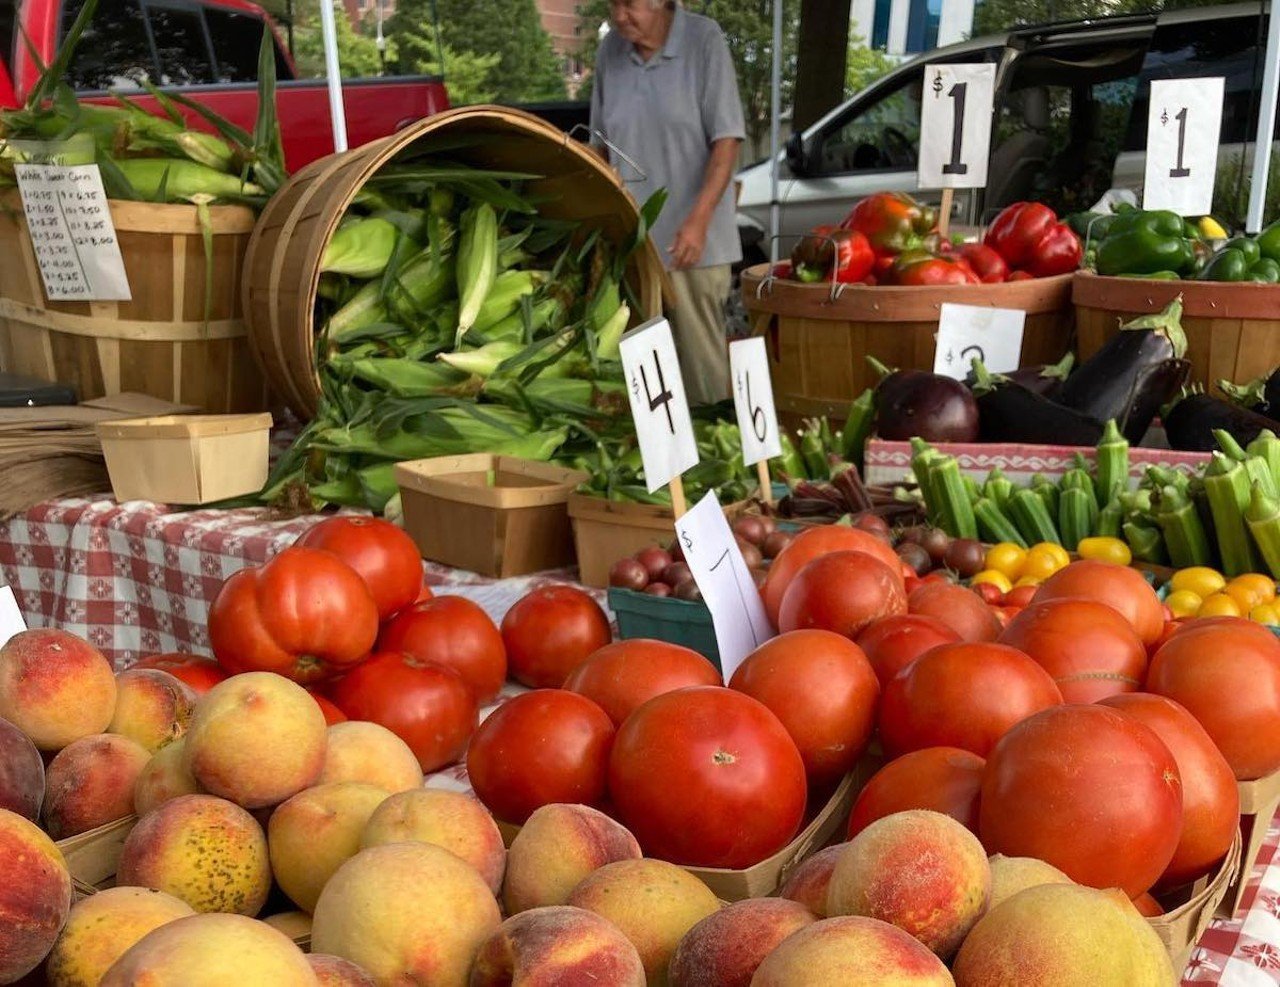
[957,243,1010,283]
[888,251,981,286]
[842,192,939,258]
[791,225,875,283]
[984,202,1083,278]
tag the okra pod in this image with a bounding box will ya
[839,389,875,469]
[928,457,979,540]
[1245,483,1280,579]
[974,498,1027,548]
[1031,475,1059,520]
[1095,419,1129,507]
[1154,485,1213,569]
[962,475,982,506]
[1214,428,1278,498]
[1248,429,1280,492]
[1204,451,1262,576]
[1123,521,1167,565]
[777,432,806,480]
[982,468,1014,509]
[1095,498,1124,539]
[1010,488,1062,546]
[1059,487,1097,552]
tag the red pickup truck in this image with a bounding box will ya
[2,0,451,171]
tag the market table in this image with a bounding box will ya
[1,493,1278,985]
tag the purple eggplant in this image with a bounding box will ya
[1163,388,1278,451]
[874,370,980,443]
[971,361,1104,446]
[1265,367,1280,415]
[1059,299,1186,431]
[966,352,1074,400]
[1112,358,1191,445]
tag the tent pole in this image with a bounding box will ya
[769,0,783,265]
[1246,2,1280,232]
[318,0,349,153]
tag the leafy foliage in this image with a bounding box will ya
[291,0,391,79]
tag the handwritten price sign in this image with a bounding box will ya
[618,317,699,493]
[918,64,996,190]
[1143,77,1224,216]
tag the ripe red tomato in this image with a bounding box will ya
[608,686,807,869]
[296,516,424,622]
[378,596,507,703]
[761,526,904,629]
[979,704,1183,898]
[500,585,612,689]
[563,639,721,727]
[778,551,907,638]
[907,582,1002,642]
[1002,585,1038,610]
[878,642,1062,758]
[1146,618,1280,780]
[998,599,1147,703]
[466,690,614,824]
[1032,560,1164,646]
[972,582,1005,607]
[308,691,347,725]
[209,547,379,684]
[854,615,961,687]
[328,652,478,772]
[728,630,880,790]
[130,653,227,694]
[847,747,985,838]
[1099,692,1239,888]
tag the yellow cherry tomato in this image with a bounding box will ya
[1029,542,1071,570]
[1250,604,1280,626]
[1228,574,1277,608]
[971,570,1014,594]
[1075,537,1132,567]
[1022,544,1068,580]
[1170,567,1227,599]
[1164,589,1203,619]
[1197,593,1242,618]
[1014,575,1043,588]
[984,543,1027,581]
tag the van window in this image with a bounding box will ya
[142,1,216,85]
[204,8,290,82]
[1124,15,1271,151]
[63,0,156,89]
[2,0,15,71]
[814,73,924,174]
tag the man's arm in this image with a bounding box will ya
[668,136,741,269]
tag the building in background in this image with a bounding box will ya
[851,0,975,56]
[537,0,588,95]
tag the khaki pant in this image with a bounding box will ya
[668,265,731,407]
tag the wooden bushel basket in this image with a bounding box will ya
[740,265,1075,422]
[1074,272,1280,394]
[243,105,669,420]
[0,195,268,413]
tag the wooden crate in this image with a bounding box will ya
[243,105,670,420]
[1073,273,1280,394]
[0,196,268,413]
[395,454,586,578]
[740,265,1074,422]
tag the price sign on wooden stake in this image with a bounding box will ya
[729,338,782,467]
[0,586,28,650]
[674,492,775,681]
[934,303,1025,379]
[1143,77,1224,216]
[618,317,699,495]
[918,64,996,190]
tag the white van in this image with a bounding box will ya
[736,3,1275,263]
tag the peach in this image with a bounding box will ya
[360,788,505,895]
[134,739,203,816]
[0,629,116,751]
[751,916,954,986]
[0,808,73,983]
[45,886,194,987]
[778,844,845,918]
[0,715,44,820]
[668,897,816,987]
[567,857,720,986]
[504,803,642,914]
[308,953,376,986]
[471,905,646,986]
[268,782,390,913]
[108,668,196,753]
[42,734,150,839]
[183,672,327,809]
[117,793,271,916]
[952,883,1174,986]
[828,809,990,958]
[99,913,317,986]
[318,721,423,793]
[987,854,1073,910]
[310,842,501,985]
[263,911,313,941]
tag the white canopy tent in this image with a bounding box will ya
[1247,4,1280,232]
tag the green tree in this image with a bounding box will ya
[388,0,566,103]
[972,0,1234,34]
[577,1,798,151]
[396,33,501,104]
[845,34,896,97]
[291,0,390,79]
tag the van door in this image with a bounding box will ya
[1112,8,1272,221]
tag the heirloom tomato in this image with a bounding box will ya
[563,639,720,727]
[295,516,423,621]
[847,746,985,838]
[777,551,907,639]
[1032,560,1164,646]
[500,585,612,689]
[907,582,1002,642]
[855,614,960,687]
[378,596,507,703]
[761,526,904,628]
[130,653,227,694]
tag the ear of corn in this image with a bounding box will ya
[112,157,262,201]
[471,269,547,333]
[455,203,499,343]
[322,218,400,278]
[594,302,630,362]
[437,341,525,379]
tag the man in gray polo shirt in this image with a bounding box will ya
[590,0,745,406]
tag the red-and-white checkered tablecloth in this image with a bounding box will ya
[0,493,1277,984]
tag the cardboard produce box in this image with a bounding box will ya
[56,814,137,894]
[1148,829,1241,970]
[1219,767,1280,918]
[395,455,586,578]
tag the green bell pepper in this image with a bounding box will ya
[1117,270,1182,280]
[1106,209,1185,238]
[1251,257,1280,283]
[1203,238,1270,281]
[1258,218,1280,263]
[1096,210,1196,276]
